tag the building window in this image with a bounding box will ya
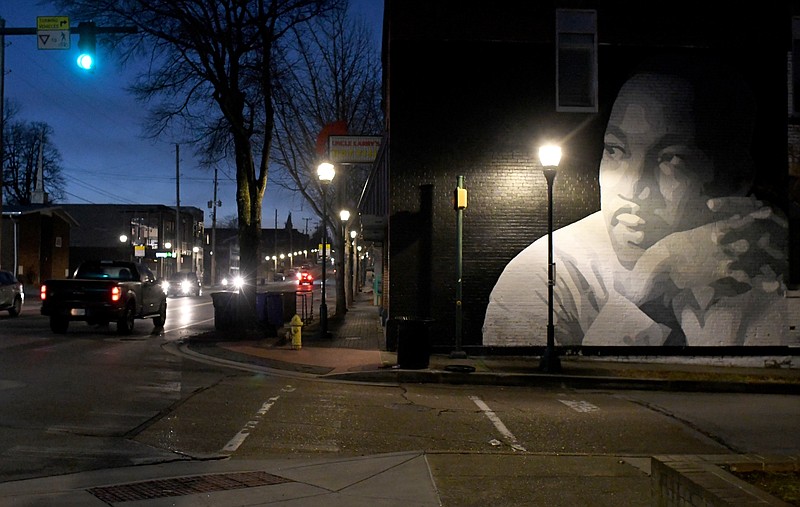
[556,9,598,113]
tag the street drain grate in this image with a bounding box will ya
[88,471,293,502]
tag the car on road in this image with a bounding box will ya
[40,260,167,334]
[297,271,313,289]
[0,270,24,317]
[163,271,202,297]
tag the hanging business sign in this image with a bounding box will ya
[328,135,381,163]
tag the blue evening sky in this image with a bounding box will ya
[1,0,383,231]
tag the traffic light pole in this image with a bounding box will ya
[0,20,137,270]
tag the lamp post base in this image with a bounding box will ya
[449,349,468,359]
[538,348,561,373]
[319,302,330,339]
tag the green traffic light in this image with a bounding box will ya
[76,21,96,71]
[77,53,94,70]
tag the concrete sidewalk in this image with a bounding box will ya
[183,289,800,394]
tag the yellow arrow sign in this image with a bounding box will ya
[37,16,69,30]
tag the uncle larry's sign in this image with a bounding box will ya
[328,136,382,164]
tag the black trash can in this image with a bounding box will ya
[255,292,268,324]
[394,317,433,369]
[265,293,284,326]
[211,291,237,330]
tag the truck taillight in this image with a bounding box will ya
[40,285,47,300]
[111,286,122,302]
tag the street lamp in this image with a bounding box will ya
[538,144,562,373]
[318,162,335,338]
[349,229,357,299]
[339,209,351,309]
[119,234,132,261]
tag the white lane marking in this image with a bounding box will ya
[222,395,280,453]
[559,399,600,413]
[469,396,527,452]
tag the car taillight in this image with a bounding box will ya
[111,286,122,302]
[40,285,47,300]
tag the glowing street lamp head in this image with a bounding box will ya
[317,162,335,183]
[340,209,350,222]
[538,145,562,168]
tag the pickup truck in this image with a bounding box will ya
[40,260,167,335]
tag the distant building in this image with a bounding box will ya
[59,204,204,279]
[1,205,77,287]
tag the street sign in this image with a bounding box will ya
[134,245,145,258]
[37,16,70,50]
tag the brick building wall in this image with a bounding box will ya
[384,2,795,351]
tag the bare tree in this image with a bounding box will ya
[2,110,66,204]
[52,0,341,320]
[271,4,382,315]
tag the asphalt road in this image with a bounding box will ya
[0,291,798,505]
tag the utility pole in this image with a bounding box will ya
[175,144,181,273]
[210,166,219,285]
[0,18,5,270]
[303,217,310,259]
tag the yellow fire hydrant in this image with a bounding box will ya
[289,314,303,350]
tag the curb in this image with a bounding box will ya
[321,369,800,394]
[178,341,800,394]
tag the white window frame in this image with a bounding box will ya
[556,9,598,113]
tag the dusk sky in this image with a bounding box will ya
[1,0,383,232]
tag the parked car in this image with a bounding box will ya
[0,270,24,317]
[162,271,202,297]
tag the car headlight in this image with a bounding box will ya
[161,281,170,293]
[181,280,191,293]
[233,275,244,290]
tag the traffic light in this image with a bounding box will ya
[76,21,96,70]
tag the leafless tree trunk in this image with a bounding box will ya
[53,0,341,323]
[271,4,382,317]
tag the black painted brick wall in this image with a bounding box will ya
[386,5,791,349]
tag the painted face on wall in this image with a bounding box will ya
[599,74,716,269]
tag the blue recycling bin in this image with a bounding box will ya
[255,292,268,324]
[265,293,284,326]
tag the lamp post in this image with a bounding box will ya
[164,242,173,278]
[318,162,335,338]
[349,230,357,300]
[538,144,562,373]
[339,209,351,310]
[119,234,132,262]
